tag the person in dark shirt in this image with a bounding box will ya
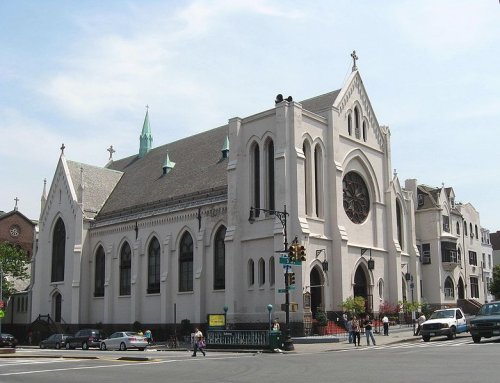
[364,315,376,346]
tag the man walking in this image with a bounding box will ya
[364,314,376,346]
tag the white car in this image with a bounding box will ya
[100,332,148,351]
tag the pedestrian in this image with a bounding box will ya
[192,328,206,357]
[144,329,153,344]
[364,314,376,346]
[415,312,426,336]
[272,319,280,331]
[352,315,361,347]
[382,315,389,336]
[346,316,353,344]
[342,312,348,330]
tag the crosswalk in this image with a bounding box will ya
[342,337,495,352]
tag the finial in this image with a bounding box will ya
[14,197,19,211]
[393,169,397,177]
[351,50,358,72]
[60,143,65,155]
[107,145,116,161]
[145,104,149,111]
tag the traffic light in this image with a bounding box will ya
[299,245,306,261]
[288,245,296,262]
[289,272,296,286]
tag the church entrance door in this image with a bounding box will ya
[458,278,465,299]
[310,267,323,318]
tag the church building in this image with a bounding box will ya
[31,57,423,334]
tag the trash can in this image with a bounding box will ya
[268,330,283,350]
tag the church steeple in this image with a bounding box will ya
[139,106,153,158]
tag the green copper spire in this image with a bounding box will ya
[221,135,229,158]
[139,106,153,158]
[162,151,176,174]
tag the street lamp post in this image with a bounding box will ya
[410,277,415,335]
[249,204,294,351]
[267,304,273,331]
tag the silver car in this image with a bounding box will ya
[99,332,148,351]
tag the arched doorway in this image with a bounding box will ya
[354,266,372,311]
[310,267,323,318]
[458,277,465,299]
[53,292,62,322]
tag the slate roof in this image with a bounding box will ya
[97,125,229,220]
[300,90,341,114]
[66,160,123,219]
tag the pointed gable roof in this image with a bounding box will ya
[98,125,229,220]
[66,160,123,219]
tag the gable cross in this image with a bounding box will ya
[107,145,116,160]
[14,197,19,210]
[60,143,65,155]
[351,50,358,72]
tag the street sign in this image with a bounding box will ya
[279,256,301,266]
[278,288,287,293]
[0,310,5,318]
[277,286,295,293]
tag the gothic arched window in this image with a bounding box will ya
[314,144,324,218]
[303,141,312,215]
[343,172,370,224]
[120,242,131,296]
[348,114,352,136]
[250,142,260,216]
[396,199,403,250]
[51,218,66,282]
[94,246,105,297]
[258,258,265,286]
[265,139,275,211]
[444,277,455,299]
[147,237,160,294]
[269,257,275,287]
[354,107,360,139]
[214,226,226,290]
[179,232,193,292]
[248,259,255,287]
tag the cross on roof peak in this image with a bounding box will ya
[351,50,358,72]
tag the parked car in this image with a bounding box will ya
[65,329,106,350]
[39,334,71,349]
[469,301,500,343]
[420,307,468,342]
[100,332,148,351]
[0,333,18,348]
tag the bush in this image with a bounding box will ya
[315,309,328,326]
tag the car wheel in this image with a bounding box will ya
[119,342,127,351]
[39,343,44,349]
[100,343,107,351]
[422,336,430,342]
[55,343,61,349]
[66,343,71,350]
[472,336,481,343]
[447,327,457,340]
[82,342,89,350]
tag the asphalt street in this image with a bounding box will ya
[1,330,498,383]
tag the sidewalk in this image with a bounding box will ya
[291,326,419,353]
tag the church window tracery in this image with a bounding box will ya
[120,242,131,296]
[343,172,370,224]
[214,226,226,290]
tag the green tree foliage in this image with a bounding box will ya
[340,296,366,315]
[488,265,500,298]
[0,242,30,300]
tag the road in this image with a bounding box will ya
[1,336,498,383]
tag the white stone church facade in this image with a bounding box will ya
[31,64,484,333]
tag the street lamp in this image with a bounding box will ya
[267,304,273,331]
[361,248,375,270]
[410,276,415,335]
[223,304,229,330]
[249,204,294,351]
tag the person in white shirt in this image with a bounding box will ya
[415,313,426,336]
[382,315,389,336]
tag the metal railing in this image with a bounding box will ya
[206,330,269,348]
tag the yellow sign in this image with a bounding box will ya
[0,310,5,318]
[208,314,226,328]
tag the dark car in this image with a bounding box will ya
[469,301,500,343]
[0,333,18,348]
[39,334,71,349]
[65,329,106,350]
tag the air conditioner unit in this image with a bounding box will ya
[422,255,431,264]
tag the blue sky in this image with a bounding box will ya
[1,0,499,230]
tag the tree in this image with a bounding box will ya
[489,265,500,298]
[340,296,366,315]
[0,241,30,301]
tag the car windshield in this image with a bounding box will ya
[478,303,500,316]
[125,332,138,337]
[429,310,455,319]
